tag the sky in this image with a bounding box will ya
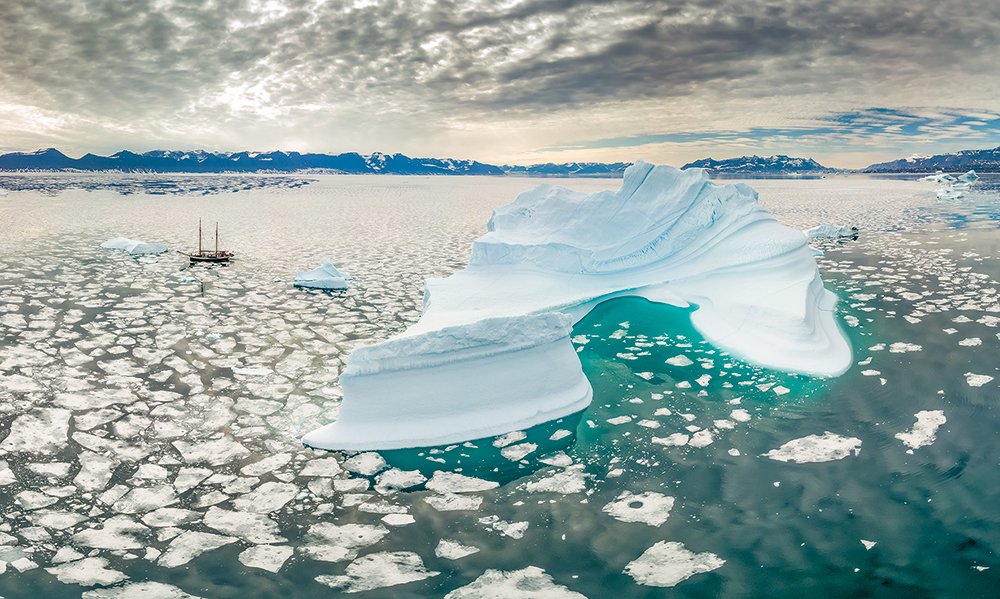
[1,0,999,168]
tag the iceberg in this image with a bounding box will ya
[302,162,851,451]
[100,237,168,256]
[294,261,351,290]
[919,172,957,184]
[804,224,858,240]
[958,169,979,183]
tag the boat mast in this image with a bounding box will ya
[215,222,219,255]
[198,219,203,255]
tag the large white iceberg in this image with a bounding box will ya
[302,162,851,450]
[295,261,351,290]
[100,237,168,256]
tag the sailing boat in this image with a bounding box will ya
[182,219,234,264]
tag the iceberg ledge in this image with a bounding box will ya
[303,162,852,450]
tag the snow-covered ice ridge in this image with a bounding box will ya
[303,162,852,450]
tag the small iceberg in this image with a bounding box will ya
[919,172,957,184]
[100,237,168,256]
[804,224,858,240]
[294,261,351,290]
[936,188,964,200]
[303,162,851,451]
[958,170,979,183]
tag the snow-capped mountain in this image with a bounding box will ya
[864,147,1000,172]
[0,148,628,176]
[681,155,831,174]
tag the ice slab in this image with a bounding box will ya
[304,162,851,450]
[602,491,674,526]
[100,237,168,256]
[294,261,351,290]
[82,582,203,598]
[444,566,586,598]
[435,539,480,560]
[764,432,862,463]
[895,410,946,450]
[315,551,438,592]
[239,545,293,573]
[624,541,725,587]
[46,557,127,586]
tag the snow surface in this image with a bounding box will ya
[294,260,351,290]
[303,162,851,450]
[100,237,168,256]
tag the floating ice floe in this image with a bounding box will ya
[624,541,725,587]
[315,551,439,593]
[82,582,203,598]
[444,567,586,598]
[602,491,674,526]
[100,237,168,256]
[965,372,993,387]
[804,223,858,240]
[304,162,852,450]
[895,410,946,450]
[45,557,127,586]
[294,261,351,290]
[764,432,862,463]
[435,539,480,560]
[936,188,964,200]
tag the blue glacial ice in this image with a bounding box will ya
[303,161,852,450]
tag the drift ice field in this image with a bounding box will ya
[1,171,999,597]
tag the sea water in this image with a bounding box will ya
[0,173,997,597]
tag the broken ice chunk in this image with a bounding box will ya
[239,545,293,573]
[624,541,725,587]
[895,410,946,449]
[435,539,480,560]
[764,432,862,463]
[444,566,586,598]
[315,551,438,593]
[602,491,674,526]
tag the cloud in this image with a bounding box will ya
[0,0,998,163]
[550,108,1000,151]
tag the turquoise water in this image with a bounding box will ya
[0,174,998,597]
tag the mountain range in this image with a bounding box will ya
[681,155,831,174]
[3,147,999,176]
[0,148,630,177]
[863,147,1000,172]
